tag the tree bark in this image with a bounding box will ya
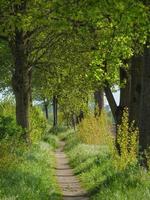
[118,67,131,124]
[79,110,84,122]
[71,113,76,130]
[94,89,104,117]
[53,95,58,128]
[44,100,49,120]
[104,66,130,125]
[129,56,142,126]
[11,30,31,142]
[139,45,150,153]
[105,67,131,154]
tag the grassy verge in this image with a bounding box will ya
[64,132,150,200]
[0,136,62,200]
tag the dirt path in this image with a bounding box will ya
[55,141,89,200]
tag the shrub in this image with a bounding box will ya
[77,111,113,147]
[43,134,59,149]
[0,98,15,117]
[0,115,22,140]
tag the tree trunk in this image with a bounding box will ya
[79,110,84,122]
[71,113,76,130]
[53,96,58,128]
[11,30,31,142]
[139,45,150,154]
[76,115,80,125]
[118,67,131,124]
[44,101,49,120]
[94,89,104,117]
[105,66,130,125]
[105,67,130,154]
[104,86,118,123]
[129,56,142,126]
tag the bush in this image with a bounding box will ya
[0,115,22,140]
[0,98,15,117]
[30,107,47,143]
[77,111,113,147]
[43,134,59,149]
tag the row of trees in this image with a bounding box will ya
[0,0,149,155]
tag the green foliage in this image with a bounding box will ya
[0,99,22,140]
[0,100,47,143]
[0,115,22,140]
[0,41,12,90]
[0,98,15,117]
[49,126,68,135]
[43,134,59,149]
[0,2,149,200]
[30,106,47,143]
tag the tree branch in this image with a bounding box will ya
[104,84,118,123]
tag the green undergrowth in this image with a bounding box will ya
[43,134,59,149]
[0,100,62,200]
[64,132,150,200]
[0,138,61,200]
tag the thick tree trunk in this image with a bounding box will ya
[129,56,142,126]
[79,110,84,122]
[94,89,104,117]
[118,67,131,124]
[76,115,80,125]
[11,31,31,142]
[139,45,150,153]
[53,96,58,128]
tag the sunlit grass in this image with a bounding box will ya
[0,141,61,200]
[64,110,150,200]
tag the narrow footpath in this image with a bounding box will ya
[55,141,89,200]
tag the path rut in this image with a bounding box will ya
[55,141,89,200]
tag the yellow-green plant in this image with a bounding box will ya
[145,147,150,170]
[77,111,113,147]
[0,99,15,117]
[113,108,138,170]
